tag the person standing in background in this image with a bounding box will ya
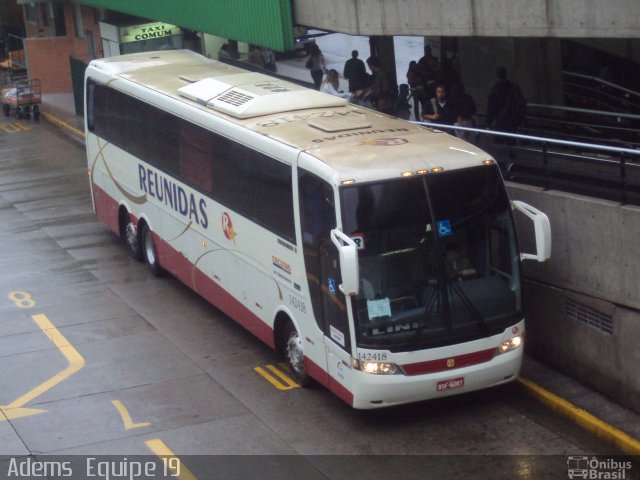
[486,66,526,133]
[421,83,456,126]
[354,57,394,113]
[343,50,367,93]
[306,44,327,90]
[450,83,477,142]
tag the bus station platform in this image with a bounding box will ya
[37,91,640,455]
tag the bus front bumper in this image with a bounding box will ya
[350,347,523,409]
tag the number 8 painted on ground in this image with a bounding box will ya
[8,291,36,308]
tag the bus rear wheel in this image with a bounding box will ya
[282,321,312,387]
[123,218,142,261]
[141,223,162,276]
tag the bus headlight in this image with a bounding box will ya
[352,359,398,375]
[496,336,523,355]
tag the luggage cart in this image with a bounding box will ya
[2,78,41,120]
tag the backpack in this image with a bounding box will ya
[503,82,527,126]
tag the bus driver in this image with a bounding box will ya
[444,242,477,280]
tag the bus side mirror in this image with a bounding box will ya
[330,229,360,296]
[512,200,552,262]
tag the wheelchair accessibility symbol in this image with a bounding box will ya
[328,278,337,295]
[436,220,453,237]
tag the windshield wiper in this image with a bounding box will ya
[450,283,488,335]
[411,287,439,345]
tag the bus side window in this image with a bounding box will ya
[181,123,213,192]
[86,82,95,131]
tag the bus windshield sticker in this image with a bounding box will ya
[436,220,452,237]
[330,325,345,347]
[367,298,391,319]
[328,278,337,295]
[350,233,365,250]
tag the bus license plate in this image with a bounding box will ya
[436,377,464,392]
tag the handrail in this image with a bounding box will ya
[409,119,640,205]
[527,115,640,134]
[410,121,640,156]
[527,103,640,121]
[563,71,640,100]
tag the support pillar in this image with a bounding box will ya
[368,35,397,92]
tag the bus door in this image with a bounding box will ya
[298,167,353,396]
[319,239,354,398]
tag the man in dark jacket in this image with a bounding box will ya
[486,66,525,133]
[421,83,457,126]
[343,50,368,93]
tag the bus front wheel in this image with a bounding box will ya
[282,321,312,387]
[141,223,162,276]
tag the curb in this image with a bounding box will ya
[42,112,85,142]
[517,376,640,455]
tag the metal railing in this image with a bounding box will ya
[563,71,640,103]
[524,103,640,148]
[562,70,640,115]
[410,121,640,205]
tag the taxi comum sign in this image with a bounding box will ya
[119,22,182,44]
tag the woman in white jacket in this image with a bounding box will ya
[320,69,351,99]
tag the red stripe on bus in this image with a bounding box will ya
[93,185,353,401]
[305,358,354,406]
[93,185,120,234]
[92,184,275,349]
[401,348,496,376]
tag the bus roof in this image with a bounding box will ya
[88,50,494,184]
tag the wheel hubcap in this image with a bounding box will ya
[286,332,304,374]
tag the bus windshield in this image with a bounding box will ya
[340,165,521,351]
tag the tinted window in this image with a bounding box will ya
[86,80,295,241]
[299,170,337,330]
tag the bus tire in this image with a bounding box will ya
[122,214,142,261]
[140,223,162,276]
[281,321,312,387]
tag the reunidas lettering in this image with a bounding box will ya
[138,165,209,229]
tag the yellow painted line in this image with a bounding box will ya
[517,376,640,455]
[254,364,300,390]
[42,112,85,140]
[145,438,197,480]
[0,314,85,421]
[111,400,151,430]
[266,364,301,388]
[0,123,28,133]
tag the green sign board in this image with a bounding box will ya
[79,0,295,51]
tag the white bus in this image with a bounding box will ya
[84,50,551,409]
